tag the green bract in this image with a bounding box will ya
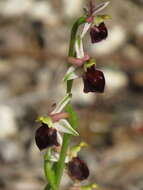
[51,93,72,114]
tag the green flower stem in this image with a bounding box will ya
[44,150,56,190]
[68,16,86,57]
[55,105,77,189]
[55,17,86,189]
[67,16,86,93]
[44,184,51,190]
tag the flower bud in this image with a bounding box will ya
[83,65,105,93]
[35,124,59,151]
[68,157,89,181]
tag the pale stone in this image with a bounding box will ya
[30,1,60,25]
[135,22,143,36]
[1,0,32,16]
[62,0,82,18]
[72,80,95,106]
[11,180,42,190]
[103,68,128,93]
[122,45,142,61]
[0,140,24,162]
[90,25,126,55]
[0,105,18,139]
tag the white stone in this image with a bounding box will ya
[135,21,143,36]
[0,105,18,139]
[1,0,32,16]
[72,80,95,106]
[62,0,82,18]
[12,180,42,190]
[102,68,128,93]
[29,140,43,163]
[90,25,126,55]
[0,140,23,162]
[123,45,142,61]
[30,1,59,25]
[61,172,70,187]
[0,85,10,102]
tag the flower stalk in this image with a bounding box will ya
[44,150,57,190]
[34,1,110,190]
[67,17,86,93]
[55,18,87,188]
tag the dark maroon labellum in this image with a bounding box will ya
[90,22,108,43]
[68,157,89,181]
[83,65,105,93]
[35,124,59,151]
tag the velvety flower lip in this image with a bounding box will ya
[68,157,89,181]
[90,22,108,43]
[35,124,59,151]
[83,65,105,93]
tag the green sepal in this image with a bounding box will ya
[70,141,88,158]
[81,183,99,190]
[93,14,112,26]
[36,116,53,128]
[84,58,96,72]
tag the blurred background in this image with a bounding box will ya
[0,0,143,190]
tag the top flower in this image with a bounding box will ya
[81,1,110,43]
[85,0,110,22]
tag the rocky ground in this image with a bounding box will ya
[0,0,143,190]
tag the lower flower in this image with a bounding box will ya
[83,65,105,93]
[67,157,89,181]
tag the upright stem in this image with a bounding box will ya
[67,17,86,93]
[44,150,56,190]
[68,17,86,57]
[55,17,86,189]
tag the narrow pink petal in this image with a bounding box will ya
[68,57,84,66]
[50,112,70,122]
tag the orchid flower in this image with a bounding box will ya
[81,1,110,41]
[35,94,79,151]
